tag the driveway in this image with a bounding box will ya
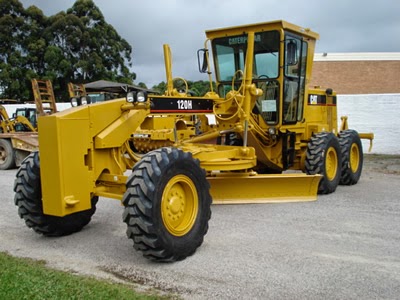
[1,155,399,299]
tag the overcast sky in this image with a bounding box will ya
[20,0,400,87]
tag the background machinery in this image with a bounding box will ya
[0,104,36,133]
[0,79,59,169]
[14,20,373,261]
[0,104,37,170]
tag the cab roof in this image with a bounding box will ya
[205,20,319,40]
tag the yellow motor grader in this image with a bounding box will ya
[14,20,373,261]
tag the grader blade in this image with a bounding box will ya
[208,173,322,204]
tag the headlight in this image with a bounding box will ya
[71,97,78,107]
[126,91,147,103]
[126,92,135,103]
[268,127,277,136]
[137,91,147,103]
[81,96,89,105]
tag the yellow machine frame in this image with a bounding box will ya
[37,20,375,216]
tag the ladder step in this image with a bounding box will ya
[31,79,57,116]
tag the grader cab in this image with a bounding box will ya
[14,20,373,261]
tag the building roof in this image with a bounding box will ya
[314,52,400,61]
[84,80,155,94]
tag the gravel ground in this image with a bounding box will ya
[1,154,400,299]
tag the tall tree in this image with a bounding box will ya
[67,0,134,83]
[22,5,47,75]
[0,0,25,98]
[0,0,136,101]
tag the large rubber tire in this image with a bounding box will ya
[0,139,15,170]
[305,132,342,194]
[339,129,363,185]
[122,147,212,262]
[14,152,98,236]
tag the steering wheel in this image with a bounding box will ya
[172,77,189,94]
[231,70,244,93]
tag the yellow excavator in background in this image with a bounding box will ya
[0,104,36,133]
[0,79,59,169]
[14,20,373,261]
[0,104,37,169]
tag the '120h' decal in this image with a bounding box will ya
[150,97,214,113]
[177,99,192,109]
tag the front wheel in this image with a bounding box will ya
[122,147,212,262]
[14,152,98,236]
[305,132,342,194]
[339,129,363,185]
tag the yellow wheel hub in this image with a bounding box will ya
[349,143,360,173]
[325,146,338,181]
[161,175,198,236]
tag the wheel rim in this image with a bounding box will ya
[349,143,360,173]
[161,175,198,236]
[0,146,5,163]
[325,146,338,181]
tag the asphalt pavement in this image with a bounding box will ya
[1,161,399,299]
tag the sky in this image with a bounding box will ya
[19,0,400,87]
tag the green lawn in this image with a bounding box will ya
[0,252,170,300]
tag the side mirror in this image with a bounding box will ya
[197,48,209,73]
[286,40,298,65]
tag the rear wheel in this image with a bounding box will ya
[339,129,363,185]
[122,147,212,262]
[305,132,342,194]
[0,139,15,170]
[14,152,98,236]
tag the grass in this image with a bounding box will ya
[0,252,167,300]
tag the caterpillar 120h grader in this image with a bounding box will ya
[14,20,373,261]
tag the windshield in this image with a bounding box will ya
[212,30,280,82]
[88,93,106,103]
[88,92,117,103]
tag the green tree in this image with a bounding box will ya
[43,0,136,100]
[67,0,134,83]
[22,5,47,76]
[152,81,167,94]
[0,0,25,98]
[137,82,148,89]
[0,0,136,101]
[152,80,215,96]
